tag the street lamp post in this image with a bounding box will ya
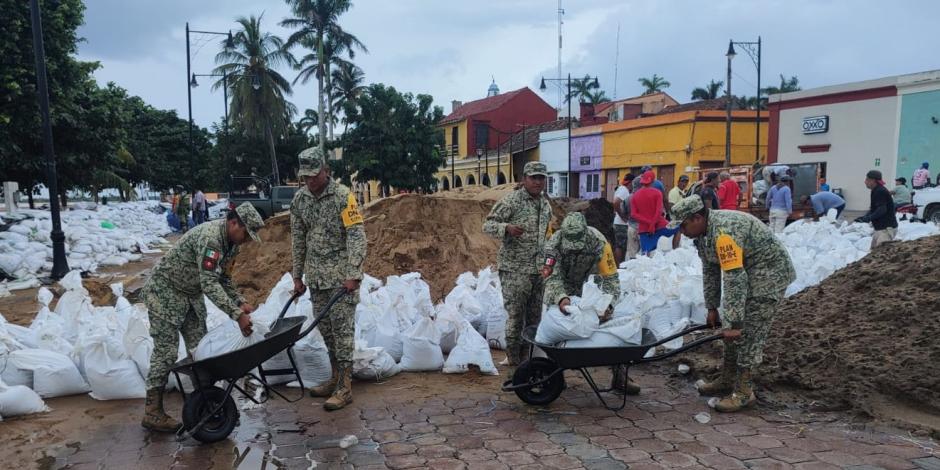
[450,145,455,189]
[185,24,233,191]
[727,37,762,166]
[725,40,734,167]
[540,74,599,198]
[29,0,68,279]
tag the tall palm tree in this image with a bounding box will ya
[330,62,365,136]
[762,74,801,96]
[637,74,671,95]
[564,74,599,103]
[281,0,367,155]
[586,90,611,105]
[691,79,724,101]
[214,14,296,185]
[298,108,319,135]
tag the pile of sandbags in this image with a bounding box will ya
[0,202,171,291]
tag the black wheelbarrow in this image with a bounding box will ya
[501,324,722,411]
[169,288,347,443]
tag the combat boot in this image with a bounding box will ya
[698,354,736,396]
[715,370,757,413]
[309,362,338,397]
[324,364,353,411]
[610,366,641,395]
[141,387,181,432]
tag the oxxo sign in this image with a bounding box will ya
[802,115,829,134]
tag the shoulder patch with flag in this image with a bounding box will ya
[202,248,221,271]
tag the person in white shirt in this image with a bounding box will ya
[192,190,207,225]
[613,173,636,264]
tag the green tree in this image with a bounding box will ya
[586,89,611,105]
[330,61,366,135]
[638,74,671,95]
[280,0,367,154]
[297,108,320,135]
[564,74,599,103]
[691,79,724,101]
[762,74,801,96]
[342,84,444,191]
[214,14,296,185]
[0,0,92,206]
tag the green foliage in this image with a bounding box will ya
[341,84,444,192]
[638,74,671,95]
[691,79,724,101]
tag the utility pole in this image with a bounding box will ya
[557,0,564,110]
[725,40,734,167]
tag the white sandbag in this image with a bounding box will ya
[286,327,332,389]
[434,303,461,354]
[352,340,401,381]
[9,349,89,397]
[5,323,39,349]
[535,302,599,345]
[193,320,270,361]
[442,321,498,375]
[445,284,486,336]
[690,304,708,325]
[476,269,507,350]
[560,309,643,348]
[356,302,404,362]
[0,379,48,417]
[123,311,153,379]
[0,343,33,387]
[400,317,443,372]
[82,334,146,400]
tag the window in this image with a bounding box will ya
[451,127,459,154]
[548,176,556,195]
[559,175,569,196]
[475,123,489,152]
[587,174,600,193]
[580,156,591,166]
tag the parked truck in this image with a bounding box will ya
[225,176,299,220]
[688,162,827,222]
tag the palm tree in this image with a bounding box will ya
[214,14,296,185]
[564,74,599,103]
[691,79,724,101]
[330,62,365,136]
[298,108,319,135]
[638,74,671,95]
[586,90,611,105]
[280,0,367,155]
[762,74,801,96]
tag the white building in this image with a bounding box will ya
[768,70,940,210]
[538,129,569,198]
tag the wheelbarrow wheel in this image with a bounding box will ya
[182,386,238,443]
[512,357,564,406]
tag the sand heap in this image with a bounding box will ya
[755,234,940,430]
[232,184,617,306]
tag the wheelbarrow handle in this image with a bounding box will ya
[297,287,349,339]
[638,332,724,363]
[275,291,304,322]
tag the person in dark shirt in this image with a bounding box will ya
[854,170,898,249]
[699,172,720,210]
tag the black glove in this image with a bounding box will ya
[854,216,869,223]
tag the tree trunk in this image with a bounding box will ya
[27,189,34,209]
[265,123,280,185]
[317,34,328,156]
[326,62,334,142]
[59,188,68,209]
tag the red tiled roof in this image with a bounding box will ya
[439,88,528,124]
[657,97,733,114]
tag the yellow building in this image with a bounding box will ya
[599,108,767,199]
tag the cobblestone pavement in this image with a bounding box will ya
[9,363,938,470]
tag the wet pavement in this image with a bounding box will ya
[6,362,939,470]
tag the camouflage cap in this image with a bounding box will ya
[560,212,588,251]
[668,196,705,229]
[298,147,325,178]
[235,202,265,242]
[523,161,548,177]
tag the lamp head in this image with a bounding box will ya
[539,77,547,91]
[726,40,737,59]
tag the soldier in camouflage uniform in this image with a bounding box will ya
[290,147,367,411]
[140,202,264,432]
[483,161,553,365]
[669,196,795,412]
[540,213,641,394]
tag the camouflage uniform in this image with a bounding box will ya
[143,203,264,390]
[542,213,620,308]
[290,152,367,369]
[670,196,795,410]
[483,162,553,363]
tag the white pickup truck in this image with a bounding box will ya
[913,187,940,223]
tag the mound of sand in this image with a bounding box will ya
[758,234,940,431]
[232,187,617,306]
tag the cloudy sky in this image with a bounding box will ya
[77,0,940,129]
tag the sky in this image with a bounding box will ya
[77,0,940,130]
